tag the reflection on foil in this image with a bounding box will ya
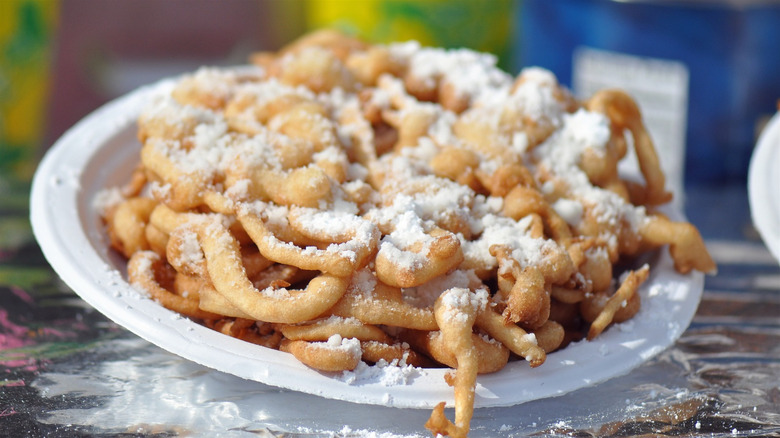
[5,323,775,438]
[2,219,780,436]
[28,336,430,438]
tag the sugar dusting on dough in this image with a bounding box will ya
[124,38,671,381]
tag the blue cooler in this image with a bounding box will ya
[517,0,780,187]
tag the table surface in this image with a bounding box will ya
[1,179,779,438]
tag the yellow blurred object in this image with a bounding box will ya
[0,0,58,182]
[305,0,515,70]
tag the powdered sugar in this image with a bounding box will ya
[290,207,373,242]
[533,108,649,234]
[175,227,205,271]
[130,44,648,338]
[506,67,569,125]
[403,269,477,308]
[92,187,125,214]
[552,198,584,227]
[396,43,513,108]
[338,356,422,388]
[438,287,488,324]
[109,35,684,411]
[299,335,363,361]
[347,268,379,298]
[533,109,610,173]
[463,214,553,271]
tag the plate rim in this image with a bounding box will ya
[30,73,705,410]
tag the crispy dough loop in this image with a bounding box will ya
[532,320,566,353]
[165,226,208,278]
[280,338,362,372]
[250,263,313,291]
[639,214,717,275]
[475,304,546,367]
[402,329,509,374]
[375,227,464,288]
[197,284,254,319]
[429,146,485,193]
[330,274,438,331]
[503,185,572,243]
[478,163,535,198]
[360,340,430,367]
[195,217,350,324]
[585,265,650,340]
[277,317,392,344]
[258,166,334,208]
[141,142,213,211]
[586,89,672,206]
[127,250,220,320]
[424,288,483,438]
[108,197,158,258]
[491,245,551,329]
[208,318,283,349]
[237,205,378,277]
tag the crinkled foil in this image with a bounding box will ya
[3,187,780,437]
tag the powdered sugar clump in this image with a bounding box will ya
[338,358,422,388]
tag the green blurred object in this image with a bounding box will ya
[305,0,516,71]
[0,0,58,184]
[0,266,52,289]
[0,214,32,252]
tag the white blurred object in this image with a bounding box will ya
[748,111,780,265]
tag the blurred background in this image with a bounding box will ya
[2,0,780,198]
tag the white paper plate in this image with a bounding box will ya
[749,111,780,265]
[31,76,704,409]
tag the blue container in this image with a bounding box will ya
[517,0,780,185]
